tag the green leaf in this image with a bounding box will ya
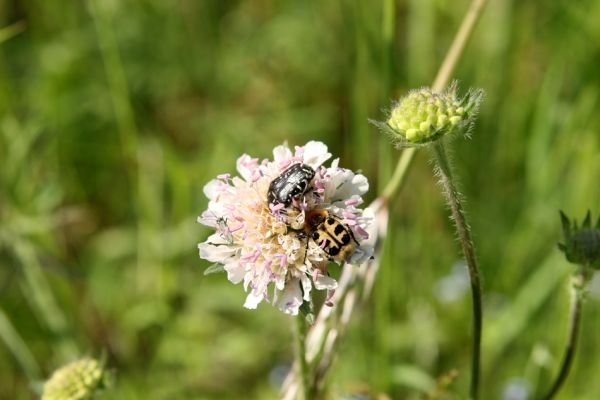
[559,210,571,241]
[299,301,315,325]
[204,264,225,276]
[582,210,592,228]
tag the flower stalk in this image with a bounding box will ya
[295,315,312,400]
[544,211,600,399]
[542,267,589,400]
[432,141,482,400]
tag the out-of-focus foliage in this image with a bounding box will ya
[0,0,599,399]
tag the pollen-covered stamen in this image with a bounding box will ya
[270,203,285,212]
[251,170,262,183]
[278,159,292,170]
[318,165,327,179]
[264,259,274,277]
[325,289,335,307]
[216,182,231,193]
[314,180,325,194]
[342,211,357,220]
[251,249,261,263]
[273,253,288,269]
[311,268,319,281]
[353,225,369,240]
[227,222,245,233]
[240,155,259,169]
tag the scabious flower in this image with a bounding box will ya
[198,141,372,315]
[373,82,484,146]
[42,358,108,400]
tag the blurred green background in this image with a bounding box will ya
[1,0,600,399]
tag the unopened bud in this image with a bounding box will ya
[42,358,108,400]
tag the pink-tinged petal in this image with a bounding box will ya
[203,179,222,200]
[243,291,264,309]
[302,141,331,168]
[236,154,258,181]
[313,274,338,290]
[274,279,303,315]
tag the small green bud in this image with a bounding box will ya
[558,210,600,269]
[42,358,109,400]
[372,82,484,147]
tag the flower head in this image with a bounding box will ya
[198,141,372,315]
[558,210,600,269]
[373,82,484,146]
[42,358,108,400]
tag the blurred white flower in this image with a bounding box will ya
[198,141,372,315]
[434,261,470,303]
[501,378,530,400]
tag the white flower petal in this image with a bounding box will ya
[300,273,312,301]
[224,262,246,284]
[198,235,237,263]
[302,141,331,168]
[325,169,369,203]
[274,278,303,315]
[244,291,264,309]
[272,145,293,163]
[348,245,374,265]
[203,179,222,200]
[313,274,338,290]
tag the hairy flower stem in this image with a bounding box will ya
[295,316,312,400]
[432,141,482,400]
[543,268,589,400]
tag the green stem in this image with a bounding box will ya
[295,315,311,400]
[381,148,416,201]
[542,268,589,400]
[432,142,482,400]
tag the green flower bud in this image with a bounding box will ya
[42,358,108,400]
[558,210,600,269]
[372,82,484,147]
